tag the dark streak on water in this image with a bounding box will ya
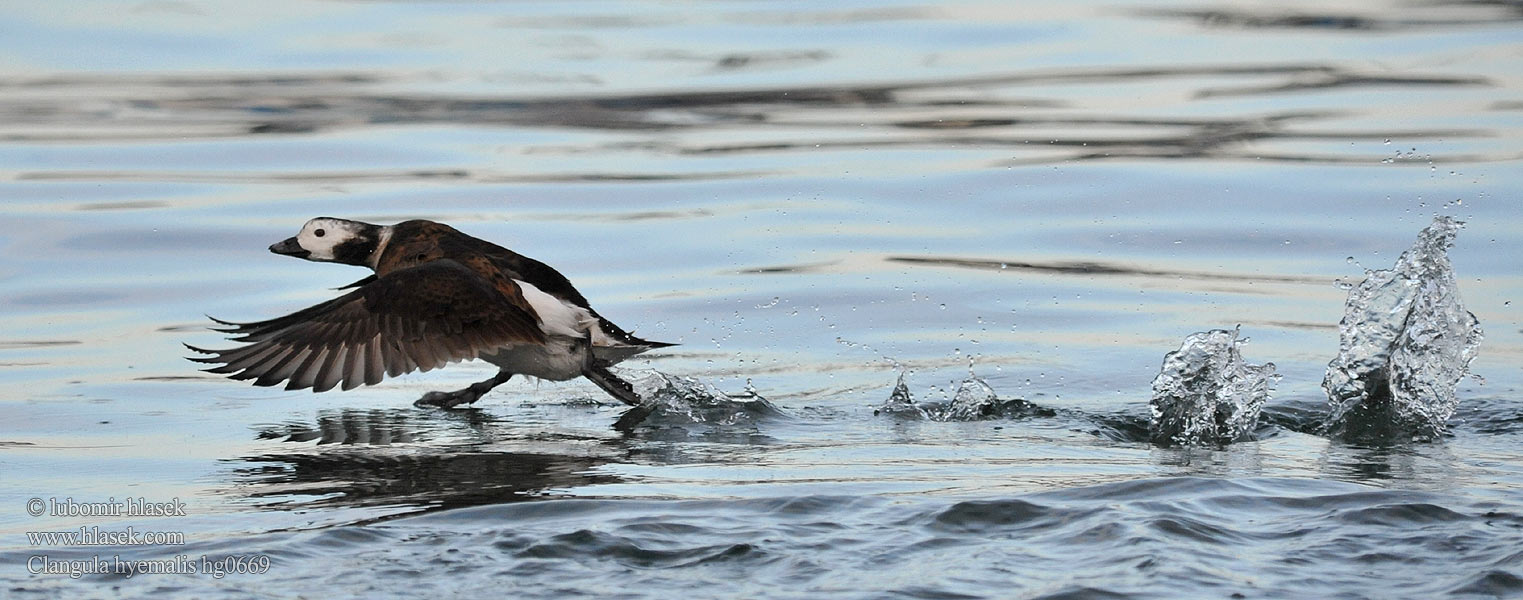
[0,66,1514,174]
[889,255,1332,285]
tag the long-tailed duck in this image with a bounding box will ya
[188,217,673,409]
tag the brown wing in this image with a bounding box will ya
[188,260,545,392]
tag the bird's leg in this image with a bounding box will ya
[583,362,642,406]
[414,370,514,409]
[574,329,643,407]
[573,327,651,429]
[588,363,651,431]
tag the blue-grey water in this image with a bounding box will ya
[3,1,1522,598]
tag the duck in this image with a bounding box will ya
[188,217,674,409]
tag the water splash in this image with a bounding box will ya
[876,372,923,417]
[619,370,783,427]
[941,377,1003,421]
[876,372,1051,421]
[1149,327,1277,446]
[1323,216,1483,440]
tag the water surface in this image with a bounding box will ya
[2,1,1522,598]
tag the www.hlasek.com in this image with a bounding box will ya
[28,526,185,547]
[23,497,270,578]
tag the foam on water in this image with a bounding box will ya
[1149,327,1277,446]
[877,372,1053,421]
[620,369,783,427]
[1323,216,1484,440]
[942,377,1004,421]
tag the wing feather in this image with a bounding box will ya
[286,346,328,391]
[313,345,347,392]
[255,347,311,387]
[191,260,544,392]
[382,337,409,378]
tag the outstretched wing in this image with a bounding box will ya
[188,260,545,392]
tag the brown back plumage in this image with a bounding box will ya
[379,220,668,348]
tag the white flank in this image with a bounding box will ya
[516,280,596,339]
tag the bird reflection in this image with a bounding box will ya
[232,408,625,515]
[252,407,512,445]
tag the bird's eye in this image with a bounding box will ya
[314,228,326,238]
[415,253,428,261]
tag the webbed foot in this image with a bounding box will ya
[413,371,514,409]
[414,389,484,409]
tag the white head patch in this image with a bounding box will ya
[294,217,368,261]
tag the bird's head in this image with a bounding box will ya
[270,217,385,268]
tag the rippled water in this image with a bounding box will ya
[3,1,1522,598]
